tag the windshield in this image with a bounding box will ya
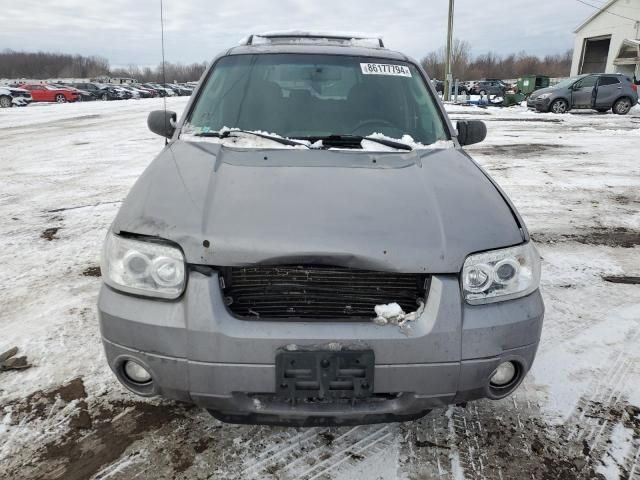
[186,54,449,146]
[553,76,585,89]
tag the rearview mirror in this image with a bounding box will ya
[456,120,487,146]
[148,110,177,139]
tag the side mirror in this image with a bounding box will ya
[456,120,487,146]
[148,110,177,139]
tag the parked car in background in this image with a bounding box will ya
[143,83,174,97]
[163,83,193,96]
[470,80,506,96]
[20,84,79,103]
[156,83,177,96]
[464,80,479,92]
[434,80,468,95]
[116,85,141,99]
[52,84,94,101]
[141,83,164,96]
[527,73,638,114]
[0,86,32,107]
[67,82,116,101]
[111,86,134,99]
[132,84,158,97]
[98,31,544,427]
[68,82,117,100]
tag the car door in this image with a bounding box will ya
[42,86,57,102]
[571,75,597,108]
[28,85,47,101]
[595,76,622,109]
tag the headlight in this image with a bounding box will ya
[537,93,551,99]
[462,242,541,305]
[101,232,186,299]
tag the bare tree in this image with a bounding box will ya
[0,50,205,83]
[0,49,110,79]
[420,41,573,80]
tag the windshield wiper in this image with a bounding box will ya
[298,134,413,151]
[193,129,310,148]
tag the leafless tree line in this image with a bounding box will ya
[0,49,110,79]
[0,50,206,82]
[2,43,572,83]
[109,62,207,83]
[421,39,573,80]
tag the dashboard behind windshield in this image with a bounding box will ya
[186,54,449,145]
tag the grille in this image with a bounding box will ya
[221,265,428,320]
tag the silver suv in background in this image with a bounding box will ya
[528,73,638,114]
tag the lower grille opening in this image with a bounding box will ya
[221,265,428,321]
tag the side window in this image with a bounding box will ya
[599,76,620,86]
[575,76,597,89]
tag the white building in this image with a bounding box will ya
[570,0,640,79]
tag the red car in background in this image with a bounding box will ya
[20,84,79,103]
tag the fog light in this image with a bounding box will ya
[490,361,516,386]
[123,360,152,384]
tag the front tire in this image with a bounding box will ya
[612,97,632,115]
[55,94,67,103]
[549,99,568,114]
[0,95,12,108]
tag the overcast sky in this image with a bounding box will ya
[1,0,599,66]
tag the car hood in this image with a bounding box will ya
[530,86,557,98]
[112,141,524,273]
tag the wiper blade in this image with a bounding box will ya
[301,134,413,151]
[193,129,310,148]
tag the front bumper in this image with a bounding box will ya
[98,271,544,425]
[12,97,31,106]
[527,96,551,111]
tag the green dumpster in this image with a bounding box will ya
[517,75,550,96]
[503,92,526,107]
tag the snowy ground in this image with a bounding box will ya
[1,98,639,480]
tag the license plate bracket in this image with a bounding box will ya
[276,349,374,399]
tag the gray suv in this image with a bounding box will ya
[528,73,638,114]
[98,32,544,426]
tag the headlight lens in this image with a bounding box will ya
[462,242,541,304]
[101,232,186,299]
[537,93,551,99]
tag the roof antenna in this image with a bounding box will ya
[160,0,168,146]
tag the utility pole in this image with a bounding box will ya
[444,0,455,101]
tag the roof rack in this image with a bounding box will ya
[243,31,385,48]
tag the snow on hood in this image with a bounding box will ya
[181,127,311,150]
[364,133,454,151]
[182,126,454,151]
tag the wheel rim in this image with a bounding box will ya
[0,97,10,107]
[615,100,630,114]
[56,95,66,103]
[552,100,566,113]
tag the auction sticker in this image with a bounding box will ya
[360,63,411,77]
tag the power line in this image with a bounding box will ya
[575,0,639,23]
